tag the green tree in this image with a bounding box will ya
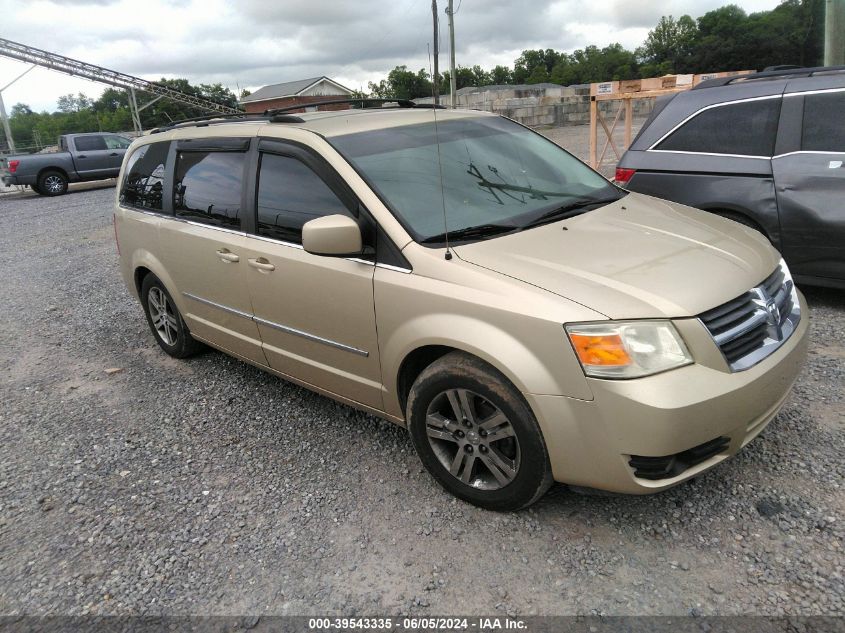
[362,2,825,101]
[743,0,824,69]
[6,78,240,150]
[513,49,563,83]
[367,66,432,100]
[552,44,639,84]
[525,65,550,84]
[56,93,94,113]
[693,4,751,71]
[446,65,489,89]
[490,65,513,84]
[639,15,698,74]
[93,88,129,113]
[11,103,32,116]
[468,65,492,87]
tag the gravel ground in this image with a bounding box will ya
[538,118,646,178]
[0,185,843,617]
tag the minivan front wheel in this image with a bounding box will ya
[407,352,553,511]
[140,274,204,358]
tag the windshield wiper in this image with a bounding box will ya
[420,223,518,244]
[521,195,622,230]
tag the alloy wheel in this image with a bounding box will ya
[425,388,521,490]
[147,287,179,346]
[44,175,64,194]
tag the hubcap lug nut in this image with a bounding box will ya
[479,445,488,453]
[464,445,473,453]
[479,429,487,437]
[455,430,464,439]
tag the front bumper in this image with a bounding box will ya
[527,290,809,494]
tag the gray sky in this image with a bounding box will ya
[1,0,780,112]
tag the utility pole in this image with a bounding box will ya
[446,0,457,108]
[0,91,13,153]
[431,0,440,105]
[825,0,845,66]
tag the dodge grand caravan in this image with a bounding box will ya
[114,103,808,511]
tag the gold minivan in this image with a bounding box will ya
[114,104,808,511]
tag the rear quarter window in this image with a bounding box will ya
[656,98,781,157]
[801,91,845,152]
[120,141,170,211]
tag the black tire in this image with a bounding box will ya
[37,170,68,196]
[406,351,553,511]
[30,183,41,194]
[140,274,204,358]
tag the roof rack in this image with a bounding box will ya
[263,97,445,115]
[150,112,258,134]
[693,65,845,90]
[762,65,805,71]
[148,97,446,133]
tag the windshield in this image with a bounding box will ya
[329,114,622,244]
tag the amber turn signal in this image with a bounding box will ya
[569,333,632,367]
[565,320,693,379]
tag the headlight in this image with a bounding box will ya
[565,320,693,379]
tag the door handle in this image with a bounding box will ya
[77,154,87,159]
[248,257,275,272]
[109,152,119,156]
[216,248,240,263]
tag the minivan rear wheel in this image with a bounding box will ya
[406,352,553,511]
[140,274,204,358]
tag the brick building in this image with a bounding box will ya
[239,76,354,114]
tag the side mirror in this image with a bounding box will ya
[302,214,363,257]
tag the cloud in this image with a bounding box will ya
[0,0,780,111]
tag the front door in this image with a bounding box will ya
[241,148,383,409]
[158,145,266,365]
[72,135,114,178]
[773,90,845,282]
[103,135,132,172]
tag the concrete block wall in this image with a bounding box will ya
[417,84,654,127]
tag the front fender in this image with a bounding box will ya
[380,312,594,419]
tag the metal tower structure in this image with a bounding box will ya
[0,36,242,137]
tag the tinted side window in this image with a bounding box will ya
[801,92,845,152]
[105,135,132,150]
[74,136,107,151]
[256,153,351,244]
[120,141,169,211]
[174,151,245,229]
[657,99,781,156]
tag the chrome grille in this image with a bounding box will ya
[699,261,800,371]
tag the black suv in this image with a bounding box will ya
[616,66,845,289]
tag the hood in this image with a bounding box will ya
[454,192,779,319]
